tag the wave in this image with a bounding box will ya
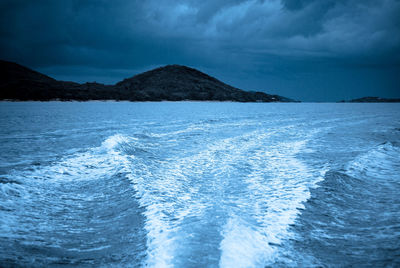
[345,141,400,180]
[285,142,400,266]
[0,134,147,267]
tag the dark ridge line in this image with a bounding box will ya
[0,60,297,102]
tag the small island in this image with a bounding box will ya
[0,60,295,102]
[339,96,400,103]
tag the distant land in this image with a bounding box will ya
[0,60,295,102]
[339,97,400,103]
[349,97,400,103]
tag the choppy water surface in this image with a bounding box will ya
[0,102,399,267]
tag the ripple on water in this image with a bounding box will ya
[0,134,147,267]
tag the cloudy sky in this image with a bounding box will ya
[1,0,399,101]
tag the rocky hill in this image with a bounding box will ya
[0,60,294,102]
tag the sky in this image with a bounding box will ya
[0,0,399,101]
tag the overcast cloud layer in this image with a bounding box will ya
[1,0,399,101]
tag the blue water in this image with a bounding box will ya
[0,102,399,267]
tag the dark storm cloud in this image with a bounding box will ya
[1,0,399,101]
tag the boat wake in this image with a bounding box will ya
[283,141,400,266]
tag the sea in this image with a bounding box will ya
[0,101,399,267]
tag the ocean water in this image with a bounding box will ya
[0,101,399,267]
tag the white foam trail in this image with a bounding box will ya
[1,124,331,267]
[5,133,178,267]
[125,131,272,267]
[220,216,274,267]
[122,127,328,267]
[0,134,136,250]
[99,133,135,152]
[1,134,132,187]
[219,137,328,267]
[345,142,400,180]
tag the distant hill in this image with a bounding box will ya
[0,60,295,102]
[342,97,400,103]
